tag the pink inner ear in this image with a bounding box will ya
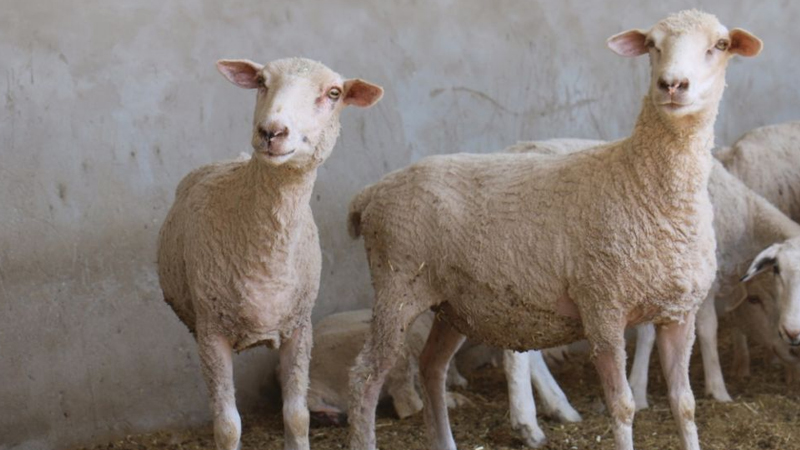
[607,30,648,57]
[344,80,384,108]
[730,29,763,57]
[217,60,262,89]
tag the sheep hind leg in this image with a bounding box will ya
[528,349,582,423]
[504,349,547,448]
[197,331,241,450]
[348,285,429,450]
[696,294,732,402]
[419,315,466,450]
[657,312,701,450]
[629,323,656,410]
[588,319,635,450]
[279,322,312,450]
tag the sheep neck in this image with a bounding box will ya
[241,157,317,230]
[627,96,717,199]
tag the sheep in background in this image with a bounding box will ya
[716,121,800,221]
[297,310,470,426]
[157,57,382,450]
[347,10,761,450]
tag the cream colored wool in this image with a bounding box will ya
[518,138,800,405]
[157,57,382,450]
[716,121,800,221]
[301,310,469,423]
[347,10,762,450]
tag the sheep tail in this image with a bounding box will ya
[347,184,377,239]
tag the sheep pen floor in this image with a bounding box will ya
[76,336,800,450]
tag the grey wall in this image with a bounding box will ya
[1,0,797,448]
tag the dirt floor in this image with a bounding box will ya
[76,333,800,450]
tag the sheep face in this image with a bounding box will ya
[741,239,800,347]
[607,10,761,119]
[216,58,383,169]
[731,274,800,365]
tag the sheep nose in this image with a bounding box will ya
[658,77,690,95]
[782,326,800,344]
[258,122,289,143]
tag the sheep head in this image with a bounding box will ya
[216,57,383,169]
[607,10,762,120]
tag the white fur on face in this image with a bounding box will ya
[250,59,346,168]
[645,14,733,117]
[772,247,800,345]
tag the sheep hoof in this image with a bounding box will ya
[513,424,547,448]
[709,390,733,403]
[549,405,582,423]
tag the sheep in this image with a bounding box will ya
[512,138,800,409]
[346,10,761,450]
[156,57,382,450]
[716,121,800,221]
[298,310,469,426]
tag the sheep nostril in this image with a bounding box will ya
[658,78,670,91]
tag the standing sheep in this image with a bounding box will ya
[157,57,382,450]
[347,10,761,450]
[515,136,800,410]
[716,121,800,221]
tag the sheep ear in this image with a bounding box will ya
[725,285,749,313]
[729,28,763,57]
[741,244,781,283]
[216,59,264,89]
[343,79,384,107]
[607,29,649,57]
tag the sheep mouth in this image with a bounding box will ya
[261,149,296,158]
[660,101,693,110]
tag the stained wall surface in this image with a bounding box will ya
[1,0,798,448]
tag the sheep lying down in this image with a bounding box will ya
[289,310,469,426]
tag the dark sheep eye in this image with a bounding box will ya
[327,87,342,100]
[747,296,761,305]
[646,40,655,49]
[715,39,730,51]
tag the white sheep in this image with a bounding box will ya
[515,138,800,409]
[346,10,761,450]
[157,57,382,450]
[716,121,800,221]
[298,310,469,425]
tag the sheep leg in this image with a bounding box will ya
[628,323,655,410]
[279,323,312,450]
[348,291,425,450]
[446,358,468,388]
[197,332,241,450]
[590,325,635,450]
[419,315,466,450]
[504,350,547,448]
[731,329,750,379]
[696,294,732,401]
[528,350,582,423]
[385,350,424,419]
[657,313,701,450]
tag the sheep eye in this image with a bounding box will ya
[645,40,655,49]
[747,296,761,305]
[327,87,342,100]
[715,39,729,51]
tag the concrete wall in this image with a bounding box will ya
[1,0,797,448]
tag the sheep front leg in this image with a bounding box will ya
[419,316,466,450]
[279,323,312,450]
[504,350,547,448]
[590,325,635,450]
[198,332,241,450]
[696,295,732,401]
[629,323,655,410]
[657,313,701,450]
[528,350,582,423]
